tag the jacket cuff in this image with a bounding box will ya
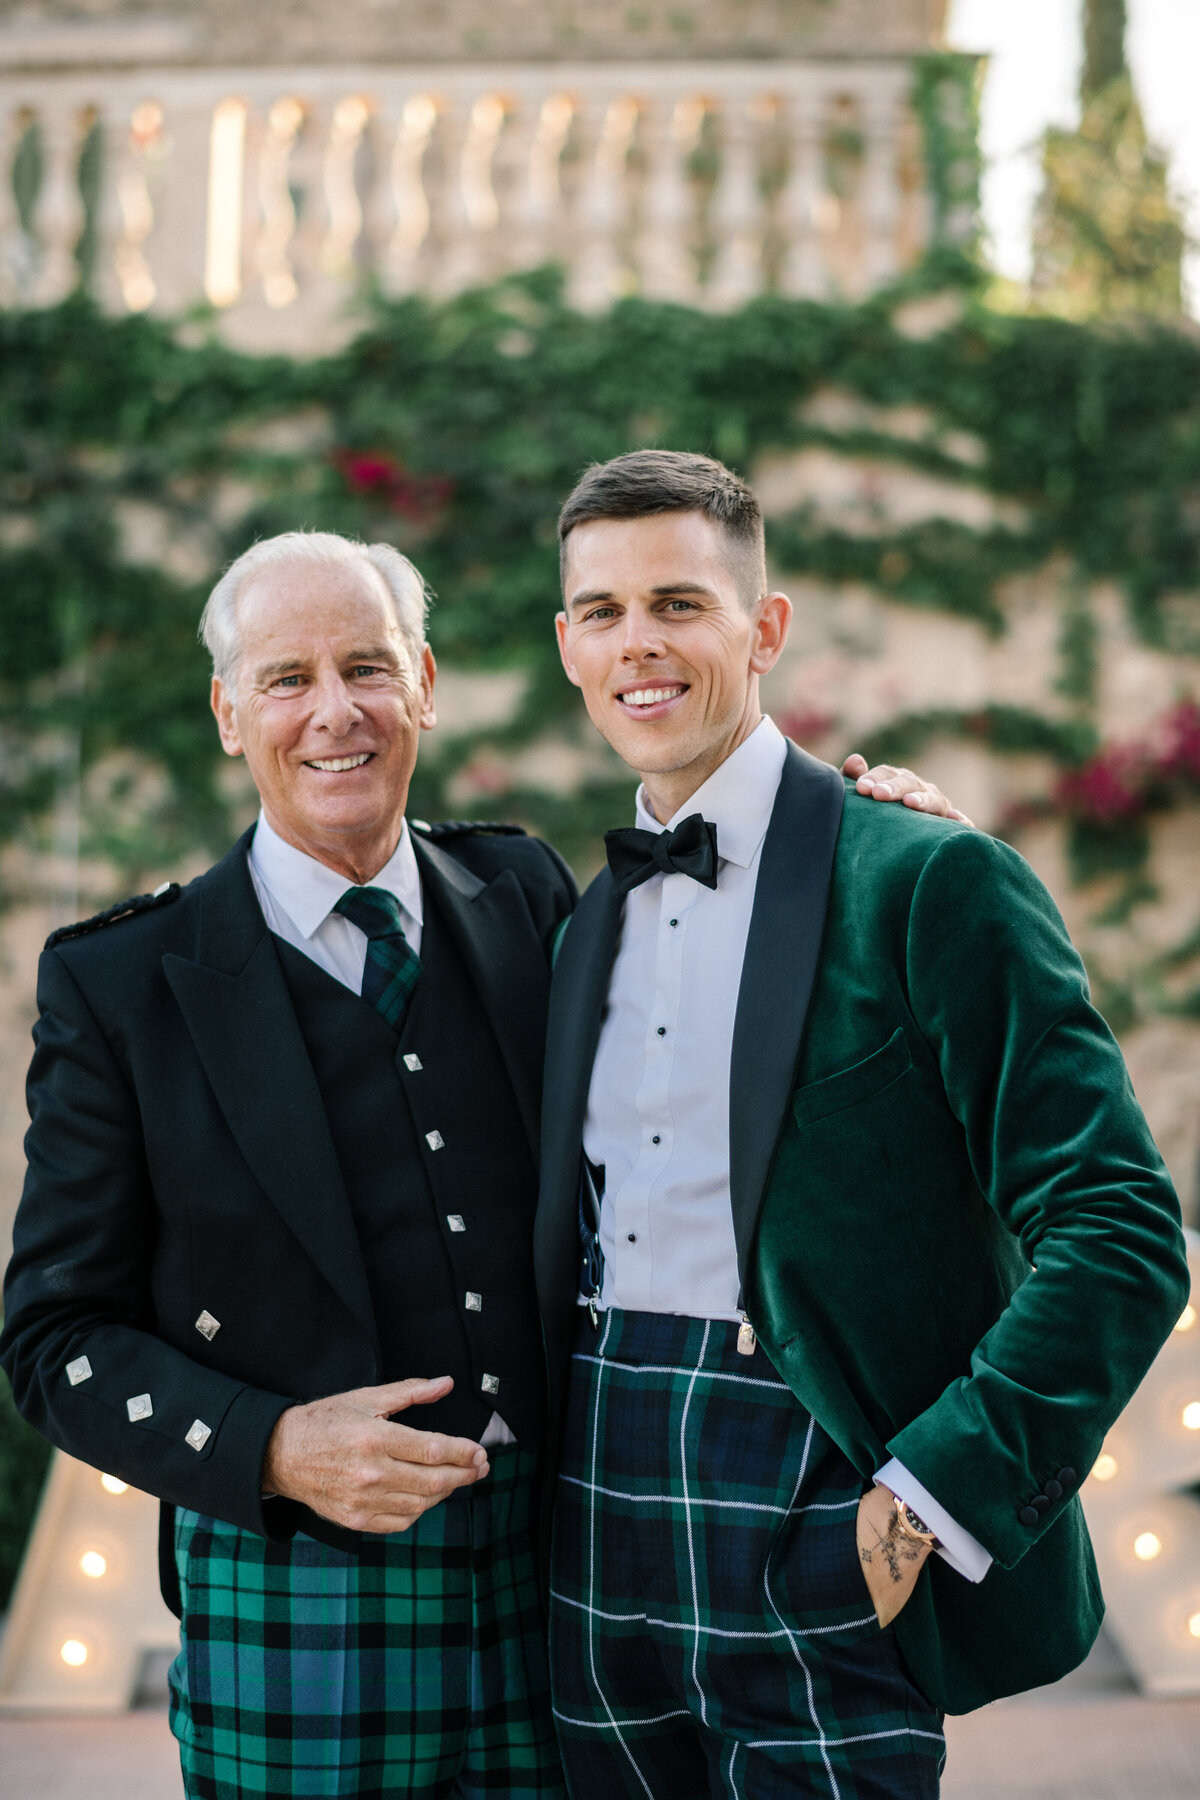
[875,1455,992,1583]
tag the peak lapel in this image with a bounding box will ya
[411,835,549,1161]
[729,745,845,1282]
[163,841,378,1354]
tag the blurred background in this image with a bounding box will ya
[0,0,1198,1788]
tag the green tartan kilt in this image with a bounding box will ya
[169,1444,565,1799]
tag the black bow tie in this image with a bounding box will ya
[604,813,720,897]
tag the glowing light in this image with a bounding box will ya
[205,98,247,307]
[1134,1531,1163,1561]
[1091,1453,1119,1482]
[60,1639,88,1667]
[1183,1402,1200,1431]
[1176,1304,1197,1332]
[80,1551,107,1579]
[1189,1612,1200,1640]
[99,1474,128,1495]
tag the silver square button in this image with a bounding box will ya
[185,1419,212,1452]
[403,1054,423,1071]
[194,1311,221,1341]
[126,1393,153,1422]
[481,1373,500,1395]
[447,1214,466,1232]
[66,1355,93,1387]
[465,1292,482,1312]
[425,1130,444,1151]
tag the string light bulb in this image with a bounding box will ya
[60,1639,88,1667]
[1175,1304,1197,1332]
[80,1551,107,1579]
[99,1474,128,1496]
[1091,1453,1118,1481]
[1133,1531,1163,1561]
[1182,1402,1200,1431]
[1189,1613,1200,1640]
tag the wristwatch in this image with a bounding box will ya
[891,1495,941,1549]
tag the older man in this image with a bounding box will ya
[0,532,579,1799]
[2,526,954,1799]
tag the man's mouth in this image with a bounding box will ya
[616,685,688,715]
[304,753,373,772]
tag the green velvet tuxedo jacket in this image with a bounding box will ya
[534,742,1189,1715]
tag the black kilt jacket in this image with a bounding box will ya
[0,821,576,1610]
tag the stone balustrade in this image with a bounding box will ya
[0,60,936,345]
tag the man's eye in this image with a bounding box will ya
[585,606,618,622]
[351,664,383,677]
[665,599,697,612]
[273,675,302,689]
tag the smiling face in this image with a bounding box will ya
[556,510,791,821]
[211,557,436,883]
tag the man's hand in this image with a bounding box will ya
[841,754,974,827]
[856,1483,932,1628]
[262,1375,489,1534]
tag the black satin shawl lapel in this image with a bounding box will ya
[534,868,622,1319]
[729,744,845,1282]
[411,835,550,1162]
[163,836,379,1351]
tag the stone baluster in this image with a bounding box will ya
[375,92,437,295]
[568,91,638,311]
[253,94,303,308]
[30,100,85,303]
[285,98,333,295]
[638,94,699,303]
[322,93,370,277]
[500,87,572,274]
[93,101,160,313]
[149,97,225,314]
[776,94,827,298]
[0,106,28,306]
[860,89,900,291]
[706,94,763,309]
[430,96,489,294]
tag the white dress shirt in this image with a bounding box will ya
[247,811,515,1449]
[583,719,990,1582]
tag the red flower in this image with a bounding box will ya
[332,449,454,522]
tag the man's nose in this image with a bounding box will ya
[619,608,665,659]
[310,673,360,733]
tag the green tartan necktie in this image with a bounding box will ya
[333,885,422,1030]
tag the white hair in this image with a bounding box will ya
[200,531,432,694]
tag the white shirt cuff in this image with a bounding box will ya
[874,1456,993,1584]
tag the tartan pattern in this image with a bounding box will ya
[550,1310,946,1800]
[169,1445,565,1799]
[334,885,422,1029]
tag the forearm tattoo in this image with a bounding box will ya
[860,1505,927,1586]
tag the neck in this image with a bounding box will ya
[262,810,406,886]
[638,703,762,824]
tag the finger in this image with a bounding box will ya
[841,753,868,776]
[383,1423,490,1470]
[855,762,899,797]
[350,1376,454,1418]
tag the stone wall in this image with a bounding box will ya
[0,0,947,68]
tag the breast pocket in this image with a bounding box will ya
[791,1027,913,1130]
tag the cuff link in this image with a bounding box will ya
[465,1292,482,1312]
[425,1130,445,1151]
[185,1419,212,1452]
[481,1373,500,1395]
[194,1311,221,1341]
[66,1355,93,1386]
[447,1215,466,1232]
[126,1393,153,1422]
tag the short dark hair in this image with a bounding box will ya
[557,450,767,605]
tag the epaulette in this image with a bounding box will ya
[409,819,528,839]
[46,881,182,950]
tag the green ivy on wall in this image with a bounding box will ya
[1,261,1199,889]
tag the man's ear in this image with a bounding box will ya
[555,612,583,688]
[418,645,438,732]
[211,677,243,757]
[749,591,792,677]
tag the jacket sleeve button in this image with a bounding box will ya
[1056,1467,1078,1490]
[1032,1494,1050,1514]
[1043,1479,1063,1502]
[1019,1505,1040,1527]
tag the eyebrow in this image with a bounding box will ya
[567,581,717,613]
[254,645,399,679]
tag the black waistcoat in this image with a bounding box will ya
[273,892,545,1445]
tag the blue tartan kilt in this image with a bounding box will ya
[549,1308,946,1800]
[169,1443,565,1799]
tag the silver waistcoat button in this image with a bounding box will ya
[126,1393,153,1422]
